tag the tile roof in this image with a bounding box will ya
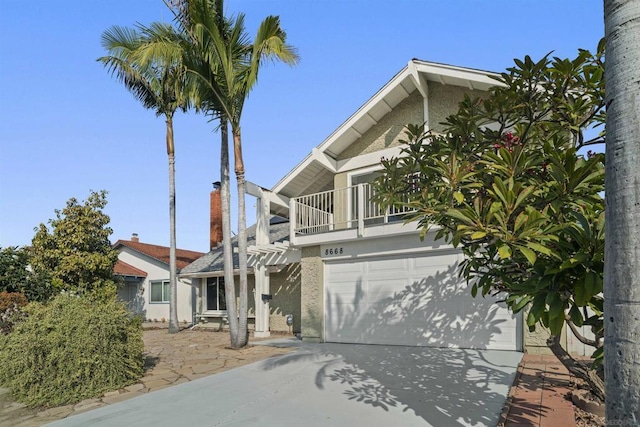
[180,217,290,275]
[113,240,205,270]
[113,260,148,277]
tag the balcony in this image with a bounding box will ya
[289,183,415,245]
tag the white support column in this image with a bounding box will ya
[289,198,297,244]
[357,183,365,237]
[253,261,271,338]
[246,180,273,337]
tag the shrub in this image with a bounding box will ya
[0,291,27,312]
[0,292,28,334]
[0,293,144,407]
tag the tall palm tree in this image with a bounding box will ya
[171,0,298,348]
[99,23,191,334]
[603,0,640,422]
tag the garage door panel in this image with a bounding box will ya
[368,257,409,273]
[325,252,519,350]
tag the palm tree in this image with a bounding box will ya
[171,0,298,348]
[603,0,640,422]
[99,23,191,334]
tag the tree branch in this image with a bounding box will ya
[566,318,598,347]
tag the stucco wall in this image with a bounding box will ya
[336,91,423,161]
[301,246,324,342]
[117,248,195,323]
[269,263,302,333]
[427,83,487,133]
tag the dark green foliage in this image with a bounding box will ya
[0,247,30,293]
[376,43,605,362]
[29,190,119,301]
[0,246,53,302]
[0,293,144,407]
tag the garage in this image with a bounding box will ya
[324,250,519,350]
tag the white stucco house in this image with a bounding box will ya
[114,235,204,323]
[182,59,590,354]
[180,60,520,349]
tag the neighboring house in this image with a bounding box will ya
[183,59,588,354]
[114,235,204,323]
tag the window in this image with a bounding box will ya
[206,277,227,311]
[150,280,170,303]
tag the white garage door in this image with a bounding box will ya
[324,251,518,350]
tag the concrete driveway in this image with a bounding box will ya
[48,339,522,427]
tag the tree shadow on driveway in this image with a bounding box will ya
[261,344,521,426]
[260,260,523,426]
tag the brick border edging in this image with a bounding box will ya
[497,354,526,426]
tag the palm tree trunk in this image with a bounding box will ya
[234,130,249,347]
[604,0,640,422]
[220,118,239,346]
[167,116,179,334]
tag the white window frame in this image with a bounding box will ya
[149,279,170,304]
[204,276,227,314]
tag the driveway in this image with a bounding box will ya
[48,340,522,427]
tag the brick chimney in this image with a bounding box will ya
[131,233,139,243]
[210,182,223,250]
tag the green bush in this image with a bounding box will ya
[0,293,144,407]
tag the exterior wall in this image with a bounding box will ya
[300,246,324,342]
[427,83,487,133]
[269,263,302,333]
[336,91,424,161]
[524,306,596,356]
[117,248,195,323]
[333,172,350,229]
[523,314,554,355]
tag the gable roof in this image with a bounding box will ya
[270,59,500,215]
[113,240,205,270]
[180,217,290,277]
[113,260,147,278]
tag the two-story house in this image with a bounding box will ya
[183,59,525,350]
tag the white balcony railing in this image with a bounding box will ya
[290,183,414,238]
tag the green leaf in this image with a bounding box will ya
[526,242,552,256]
[568,304,584,327]
[498,245,512,259]
[513,296,532,312]
[518,246,537,265]
[453,191,464,203]
[444,209,475,225]
[513,186,536,211]
[514,212,528,233]
[527,311,537,327]
[548,294,565,319]
[530,295,546,319]
[471,231,487,240]
[575,281,586,306]
[549,313,565,336]
[584,271,601,301]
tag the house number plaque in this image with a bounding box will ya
[324,247,344,256]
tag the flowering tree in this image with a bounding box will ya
[376,43,606,399]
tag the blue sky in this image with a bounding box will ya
[0,0,604,253]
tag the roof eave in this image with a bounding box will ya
[271,60,501,199]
